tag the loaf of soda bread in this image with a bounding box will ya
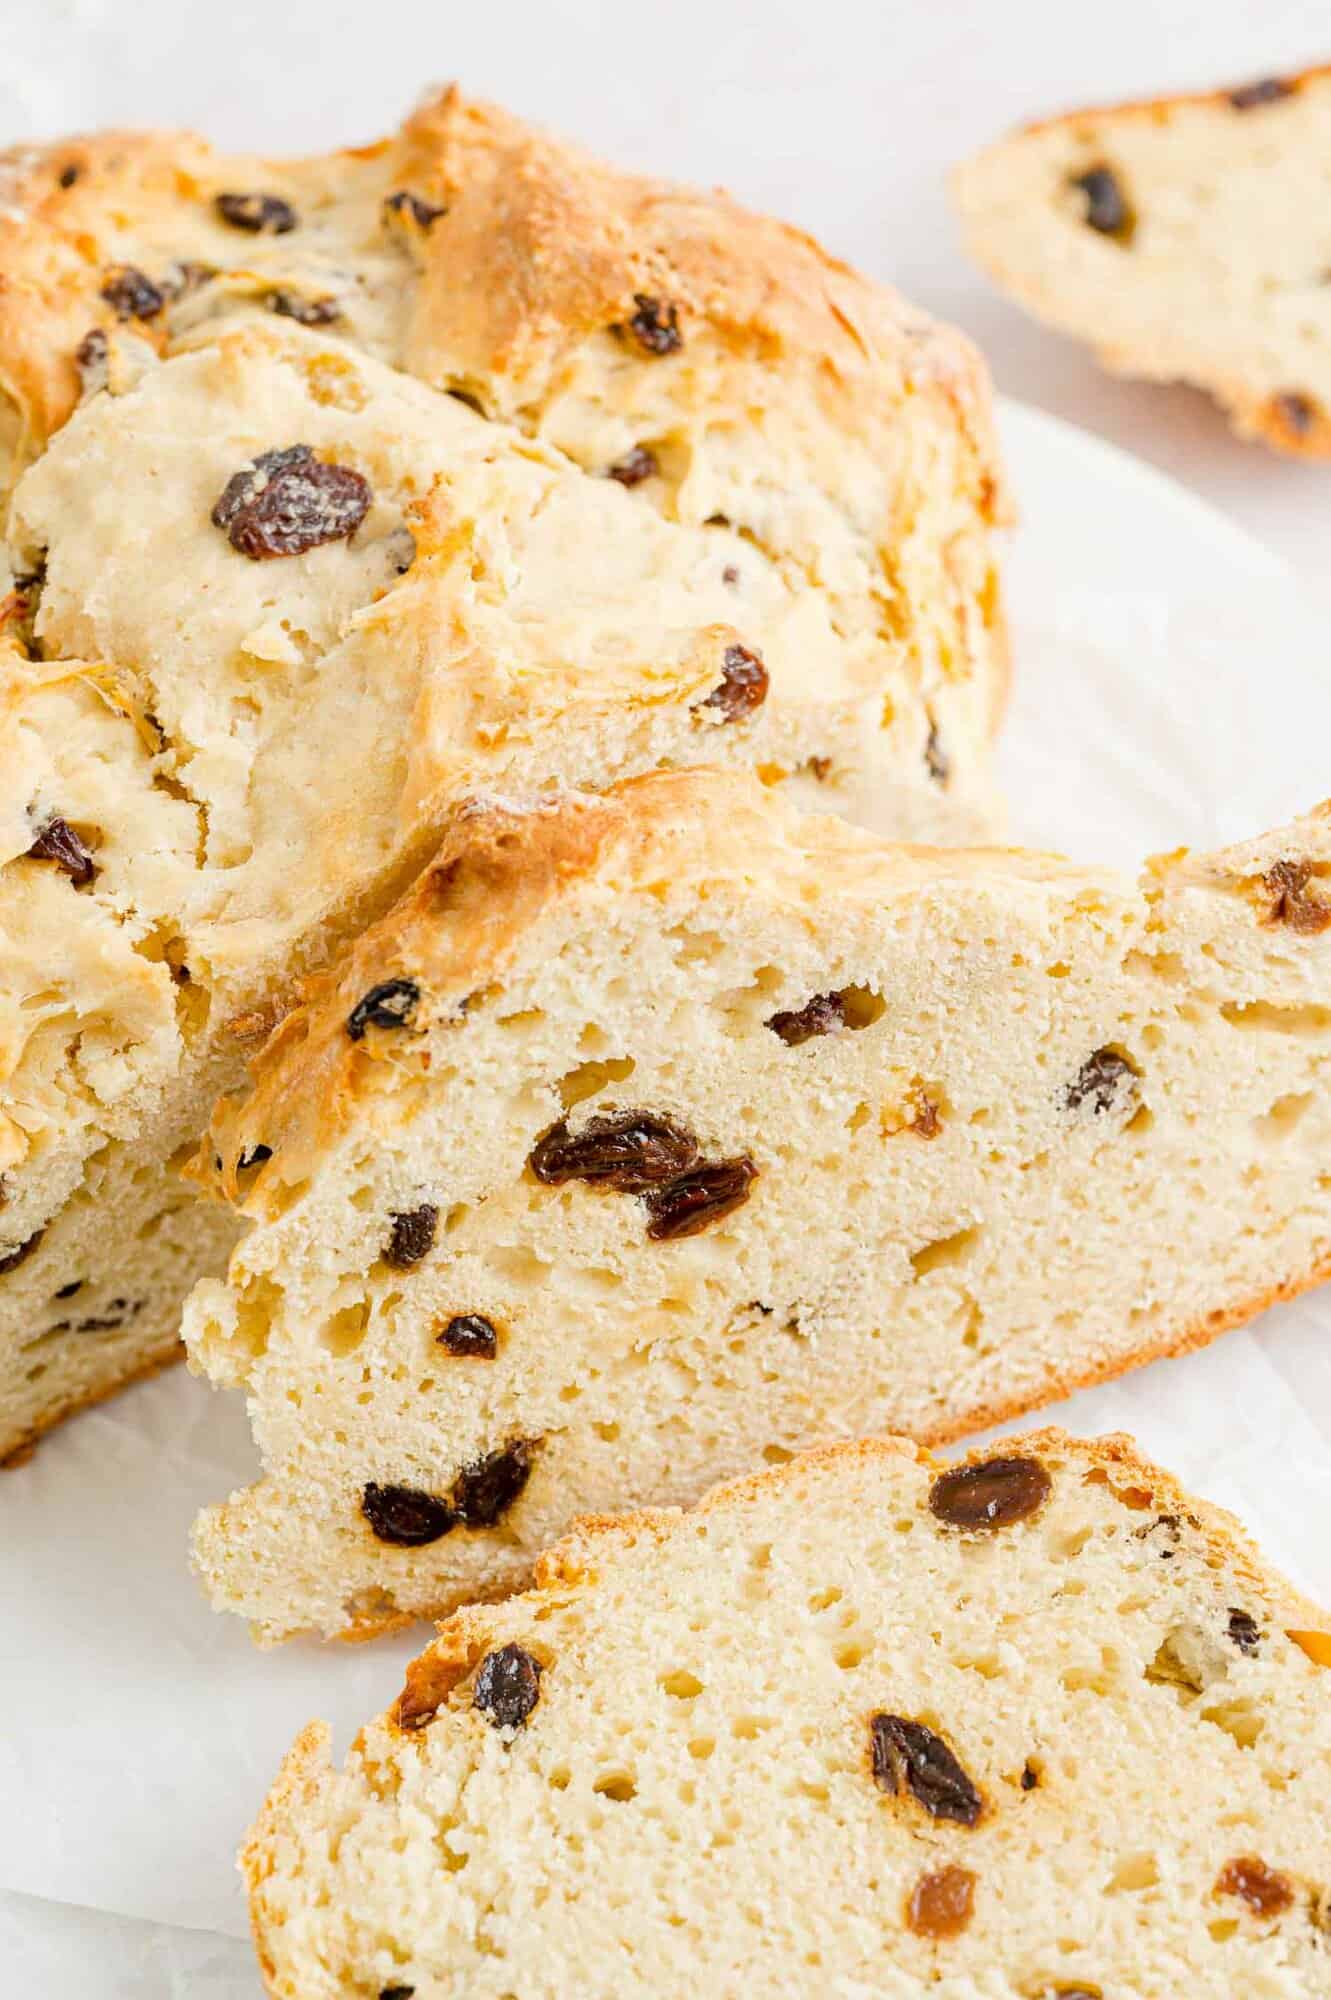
[0,89,1008,1461]
[245,1429,1331,1997]
[185,768,1331,1640]
[954,64,1331,453]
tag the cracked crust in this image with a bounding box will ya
[954,62,1331,456]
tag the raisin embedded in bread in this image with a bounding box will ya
[953,63,1331,454]
[0,91,1008,1462]
[185,767,1331,1640]
[244,1429,1331,1998]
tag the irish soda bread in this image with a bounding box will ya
[186,768,1331,1641]
[0,90,1009,1461]
[954,64,1331,454]
[245,1429,1331,1997]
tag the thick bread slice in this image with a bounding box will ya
[954,63,1331,454]
[185,768,1331,1640]
[0,89,1008,1459]
[244,1428,1331,1998]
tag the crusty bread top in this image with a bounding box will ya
[243,1425,1331,1998]
[0,85,1003,507]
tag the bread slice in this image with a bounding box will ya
[184,768,1331,1641]
[954,64,1331,454]
[0,92,1008,1461]
[244,1427,1331,1998]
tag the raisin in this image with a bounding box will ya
[212,444,372,560]
[346,978,420,1040]
[214,190,298,233]
[100,265,165,320]
[0,1229,43,1276]
[384,190,446,228]
[473,1643,543,1730]
[165,260,217,298]
[385,1205,438,1268]
[26,816,97,886]
[361,1482,454,1546]
[906,1864,976,1939]
[1226,1608,1261,1655]
[1020,1760,1039,1791]
[1270,392,1318,440]
[266,290,341,326]
[625,293,682,354]
[870,1714,983,1825]
[1064,1046,1140,1115]
[696,643,769,722]
[529,1111,699,1191]
[1070,165,1133,241]
[644,1157,757,1240]
[53,1280,84,1300]
[607,445,659,487]
[58,162,80,189]
[766,992,847,1046]
[1263,858,1331,932]
[237,1144,272,1170]
[1229,76,1294,110]
[437,1315,498,1358]
[75,327,109,388]
[925,722,950,785]
[380,1989,415,2000]
[722,564,740,586]
[451,1441,535,1526]
[1215,1855,1295,1917]
[929,1454,1051,1530]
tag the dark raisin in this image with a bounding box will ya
[925,722,950,785]
[1226,1608,1261,1655]
[766,992,847,1047]
[625,294,682,354]
[1064,1047,1140,1115]
[214,190,298,233]
[265,290,341,326]
[384,190,446,228]
[346,978,420,1040]
[380,1989,415,2000]
[644,1158,757,1240]
[1229,76,1294,110]
[1020,1760,1039,1791]
[164,260,217,299]
[929,1454,1051,1530]
[1070,165,1133,240]
[211,444,372,561]
[0,1229,43,1277]
[870,1714,983,1825]
[26,816,97,886]
[58,162,80,189]
[1263,857,1331,932]
[1134,1512,1182,1558]
[473,1643,543,1730]
[529,1111,699,1191]
[361,1482,455,1546]
[451,1441,535,1527]
[437,1314,499,1358]
[53,1280,84,1300]
[722,564,740,586]
[236,1144,272,1174]
[385,1204,438,1268]
[607,444,659,487]
[100,266,165,320]
[1270,392,1318,439]
[696,642,769,722]
[1215,1855,1294,1917]
[906,1864,976,1939]
[75,327,109,385]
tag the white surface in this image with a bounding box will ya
[3,0,1327,589]
[4,398,1331,1999]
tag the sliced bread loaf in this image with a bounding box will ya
[0,91,1007,1460]
[245,1428,1331,1998]
[954,64,1331,453]
[186,768,1331,1639]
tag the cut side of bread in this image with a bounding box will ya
[185,768,1331,1641]
[0,90,1008,1459]
[954,64,1331,454]
[244,1428,1331,1998]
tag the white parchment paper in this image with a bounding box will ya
[3,401,1330,1996]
